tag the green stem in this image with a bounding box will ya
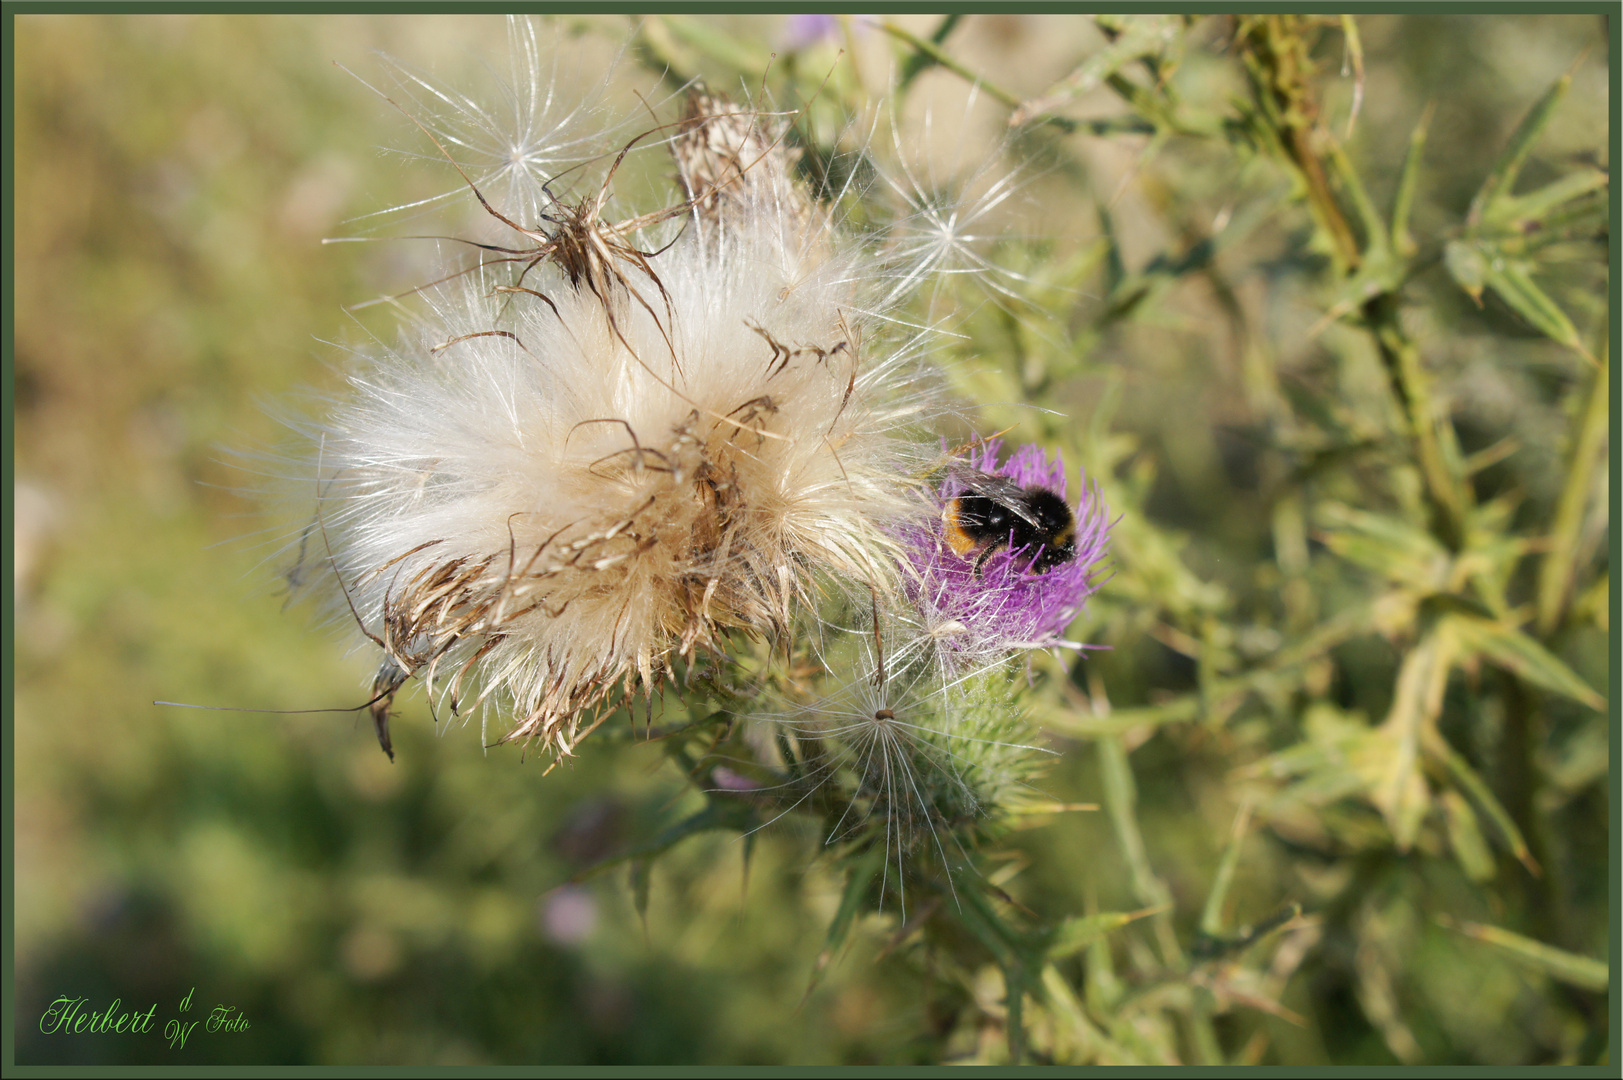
[1365,293,1468,550]
[1390,104,1435,256]
[1099,737,1176,941]
[879,20,1022,111]
[1237,14,1363,271]
[1006,961,1027,1064]
[878,19,1076,132]
[1098,737,1223,1061]
[896,13,962,90]
[1536,341,1608,634]
[1497,671,1557,934]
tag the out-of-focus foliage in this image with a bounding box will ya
[13,13,1610,1065]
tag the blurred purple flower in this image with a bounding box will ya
[780,14,866,51]
[710,765,762,791]
[540,885,598,946]
[901,441,1111,670]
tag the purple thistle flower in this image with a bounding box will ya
[780,14,861,52]
[899,441,1112,671]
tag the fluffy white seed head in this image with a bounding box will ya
[298,87,938,762]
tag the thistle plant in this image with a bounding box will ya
[16,12,1606,1068]
[284,15,1606,1063]
[291,15,1112,958]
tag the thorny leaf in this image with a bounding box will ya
[1371,626,1455,850]
[1439,789,1495,883]
[1252,617,1564,874]
[1043,905,1165,961]
[1044,597,1399,738]
[953,882,1040,1062]
[1440,917,1608,993]
[1010,15,1184,126]
[1446,614,1605,711]
[1536,344,1609,634]
[1444,239,1488,304]
[1485,169,1608,230]
[1456,495,1532,618]
[1423,726,1536,872]
[1037,966,1138,1064]
[1315,502,1452,594]
[1478,256,1589,356]
[1389,104,1433,256]
[1198,801,1253,938]
[1191,903,1304,962]
[1451,66,1600,362]
[1467,68,1573,227]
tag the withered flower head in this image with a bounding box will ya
[300,85,931,762]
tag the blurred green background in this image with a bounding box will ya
[12,13,1611,1065]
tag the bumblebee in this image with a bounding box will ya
[942,472,1078,576]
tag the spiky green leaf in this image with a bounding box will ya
[1045,906,1163,961]
[1479,257,1587,354]
[1468,70,1572,225]
[1445,919,1608,992]
[1444,239,1487,303]
[1449,614,1605,710]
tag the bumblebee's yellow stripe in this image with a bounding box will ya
[942,499,979,557]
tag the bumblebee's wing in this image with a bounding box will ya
[955,471,1042,527]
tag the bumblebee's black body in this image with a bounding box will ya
[942,473,1078,576]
